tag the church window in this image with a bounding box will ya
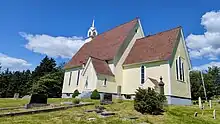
[176,59,179,80]
[93,32,96,36]
[176,56,185,82]
[85,76,88,88]
[103,78,107,86]
[179,57,182,81]
[141,65,145,84]
[76,70,80,86]
[68,72,72,86]
[182,63,184,81]
[89,32,91,36]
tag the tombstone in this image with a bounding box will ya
[100,93,113,105]
[213,109,216,119]
[209,100,212,109]
[158,76,165,95]
[24,94,48,109]
[29,94,48,104]
[198,97,202,109]
[194,112,198,117]
[13,93,19,98]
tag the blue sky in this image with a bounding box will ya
[0,0,220,71]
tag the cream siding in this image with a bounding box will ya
[123,62,170,95]
[62,68,82,93]
[170,32,191,98]
[96,75,117,93]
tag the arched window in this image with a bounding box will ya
[141,66,145,84]
[179,57,182,80]
[176,56,185,82]
[103,78,107,86]
[93,32,96,36]
[76,70,80,86]
[176,59,179,80]
[68,72,72,86]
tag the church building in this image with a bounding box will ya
[62,18,192,105]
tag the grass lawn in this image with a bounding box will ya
[0,98,219,124]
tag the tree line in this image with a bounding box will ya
[190,66,220,100]
[0,56,64,98]
[0,55,220,100]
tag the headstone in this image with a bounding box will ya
[209,100,212,109]
[198,97,202,109]
[194,112,198,117]
[29,94,48,104]
[13,93,19,98]
[213,109,216,119]
[100,93,113,105]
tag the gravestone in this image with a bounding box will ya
[198,97,202,109]
[209,100,212,109]
[25,94,48,109]
[100,93,113,105]
[29,94,48,104]
[13,93,19,98]
[213,109,216,119]
[194,112,198,117]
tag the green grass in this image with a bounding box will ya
[0,98,220,124]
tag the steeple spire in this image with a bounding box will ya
[87,18,98,38]
[92,19,95,27]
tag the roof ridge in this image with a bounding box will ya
[90,56,105,61]
[91,17,138,39]
[137,26,181,41]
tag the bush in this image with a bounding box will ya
[90,89,100,99]
[72,89,80,98]
[73,98,80,104]
[134,87,166,114]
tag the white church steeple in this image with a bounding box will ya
[87,19,98,38]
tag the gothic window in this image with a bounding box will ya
[141,66,145,84]
[176,59,179,80]
[179,57,182,81]
[68,72,72,86]
[93,32,96,36]
[76,70,80,86]
[176,56,185,82]
[103,78,107,86]
[182,63,184,81]
[85,76,88,88]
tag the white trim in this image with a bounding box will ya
[81,57,92,76]
[180,29,192,69]
[137,18,145,37]
[168,62,172,95]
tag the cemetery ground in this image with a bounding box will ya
[0,98,220,124]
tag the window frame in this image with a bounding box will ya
[103,78,107,87]
[68,72,72,86]
[141,65,145,84]
[76,70,80,86]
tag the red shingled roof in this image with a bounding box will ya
[124,27,181,65]
[90,57,114,76]
[64,18,138,69]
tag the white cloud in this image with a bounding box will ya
[186,10,220,60]
[193,61,220,71]
[20,32,86,58]
[0,53,32,71]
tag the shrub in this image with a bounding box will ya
[72,89,80,98]
[134,87,166,114]
[73,98,80,104]
[90,89,100,99]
